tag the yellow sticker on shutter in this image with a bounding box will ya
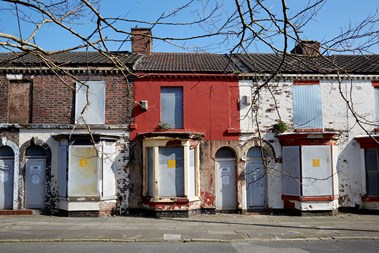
[80,159,88,167]
[312,159,320,167]
[167,160,176,169]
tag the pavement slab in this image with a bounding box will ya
[0,213,379,242]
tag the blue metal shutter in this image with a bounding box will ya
[292,84,323,129]
[160,87,183,129]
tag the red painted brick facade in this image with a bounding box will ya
[131,75,240,141]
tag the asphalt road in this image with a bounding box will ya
[0,240,378,253]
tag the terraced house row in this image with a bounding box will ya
[1,28,379,216]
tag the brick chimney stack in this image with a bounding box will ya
[131,28,152,55]
[291,40,320,57]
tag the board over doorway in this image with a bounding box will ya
[246,147,267,210]
[215,147,237,211]
[25,146,47,209]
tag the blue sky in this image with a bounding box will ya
[0,0,378,53]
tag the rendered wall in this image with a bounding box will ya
[132,76,240,141]
[239,78,377,210]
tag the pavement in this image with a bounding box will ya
[0,213,379,243]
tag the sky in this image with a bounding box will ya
[0,0,378,54]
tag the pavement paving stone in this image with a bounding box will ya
[0,213,379,242]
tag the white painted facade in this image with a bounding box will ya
[17,128,130,214]
[239,77,379,212]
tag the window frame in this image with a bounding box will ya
[143,138,200,200]
[58,140,117,199]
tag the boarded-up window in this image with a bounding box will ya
[147,147,154,197]
[145,141,200,198]
[8,81,31,123]
[365,149,379,197]
[68,146,98,196]
[292,82,322,129]
[282,146,301,196]
[160,87,183,129]
[158,147,184,197]
[75,81,105,124]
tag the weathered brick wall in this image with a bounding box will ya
[32,75,74,124]
[30,74,132,125]
[0,76,8,123]
[104,75,132,124]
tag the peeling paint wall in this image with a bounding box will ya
[115,139,130,214]
[127,140,143,211]
[239,78,378,211]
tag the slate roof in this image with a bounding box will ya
[0,51,141,68]
[232,54,379,75]
[134,52,236,73]
[0,50,378,75]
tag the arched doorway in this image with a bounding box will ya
[246,147,267,210]
[215,147,236,211]
[0,146,15,209]
[25,146,46,209]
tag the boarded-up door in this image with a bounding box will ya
[215,147,236,211]
[25,146,47,209]
[246,147,267,209]
[25,159,46,209]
